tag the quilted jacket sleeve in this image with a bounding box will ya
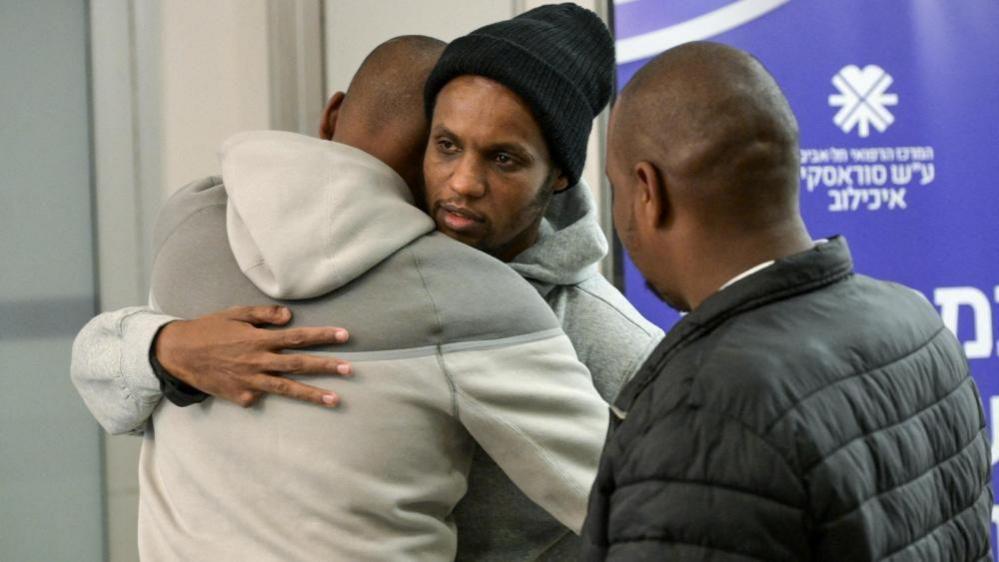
[589,405,810,561]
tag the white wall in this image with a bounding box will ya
[156,0,324,197]
[1,1,104,560]
[159,0,272,193]
[324,0,516,94]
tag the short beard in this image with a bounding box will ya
[526,168,558,220]
[482,169,558,259]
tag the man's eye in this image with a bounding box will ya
[438,139,456,152]
[495,153,514,166]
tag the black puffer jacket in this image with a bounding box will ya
[583,237,992,561]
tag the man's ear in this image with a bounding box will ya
[634,161,666,228]
[552,170,571,193]
[318,92,346,140]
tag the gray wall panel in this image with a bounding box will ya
[0,0,104,560]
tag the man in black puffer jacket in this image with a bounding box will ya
[582,41,992,561]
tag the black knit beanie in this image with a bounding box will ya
[424,3,615,186]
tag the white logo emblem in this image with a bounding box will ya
[829,65,898,138]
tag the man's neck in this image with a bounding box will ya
[683,222,813,310]
[332,129,411,186]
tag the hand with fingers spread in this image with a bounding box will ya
[153,305,352,408]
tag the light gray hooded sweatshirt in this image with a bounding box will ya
[71,133,662,560]
[93,131,609,561]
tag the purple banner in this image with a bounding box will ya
[612,0,999,551]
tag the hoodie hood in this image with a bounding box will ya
[222,131,434,299]
[508,181,608,289]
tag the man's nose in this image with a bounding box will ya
[448,155,486,198]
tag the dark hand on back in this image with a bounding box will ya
[153,306,351,408]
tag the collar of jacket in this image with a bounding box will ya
[611,235,855,418]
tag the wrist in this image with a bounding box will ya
[150,321,208,407]
[152,320,183,374]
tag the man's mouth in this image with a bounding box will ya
[437,202,485,233]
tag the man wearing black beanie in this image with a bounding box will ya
[421,4,663,561]
[71,5,664,561]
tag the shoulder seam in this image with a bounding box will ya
[619,333,664,387]
[407,244,444,344]
[572,282,661,339]
[407,245,457,415]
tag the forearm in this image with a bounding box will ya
[70,306,177,434]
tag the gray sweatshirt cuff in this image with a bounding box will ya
[71,307,179,434]
[118,309,177,407]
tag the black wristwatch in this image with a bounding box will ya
[150,323,209,407]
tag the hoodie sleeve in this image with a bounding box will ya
[442,331,609,534]
[71,176,221,435]
[70,306,175,434]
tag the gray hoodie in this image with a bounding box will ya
[126,131,608,561]
[70,133,662,561]
[513,182,664,399]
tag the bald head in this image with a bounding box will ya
[609,42,813,312]
[338,35,445,136]
[332,35,446,187]
[612,41,800,229]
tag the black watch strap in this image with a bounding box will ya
[150,324,209,407]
